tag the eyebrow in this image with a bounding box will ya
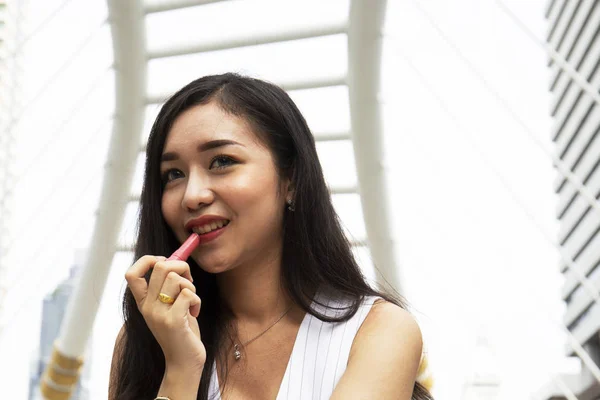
[161,139,244,162]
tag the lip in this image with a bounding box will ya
[194,223,227,244]
[184,215,230,233]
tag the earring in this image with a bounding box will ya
[286,199,295,212]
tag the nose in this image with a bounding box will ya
[181,171,215,212]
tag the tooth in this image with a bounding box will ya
[192,220,229,235]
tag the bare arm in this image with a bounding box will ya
[330,300,423,400]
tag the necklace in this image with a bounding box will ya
[233,305,293,361]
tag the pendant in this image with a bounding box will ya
[234,344,242,361]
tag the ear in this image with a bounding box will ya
[283,179,295,202]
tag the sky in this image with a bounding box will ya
[0,0,570,399]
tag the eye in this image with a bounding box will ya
[161,169,184,186]
[210,155,236,170]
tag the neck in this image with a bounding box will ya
[216,247,293,326]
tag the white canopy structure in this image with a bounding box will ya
[38,1,406,397]
[5,0,599,398]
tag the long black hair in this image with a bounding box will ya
[113,73,433,399]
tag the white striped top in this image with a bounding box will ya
[208,293,380,400]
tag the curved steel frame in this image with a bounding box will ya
[348,0,402,291]
[40,1,146,398]
[41,1,402,397]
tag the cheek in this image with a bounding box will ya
[227,171,277,208]
[161,193,179,232]
[230,176,283,227]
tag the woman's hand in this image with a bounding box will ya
[125,255,205,373]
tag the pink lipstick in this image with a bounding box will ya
[167,233,200,261]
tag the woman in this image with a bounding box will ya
[109,73,433,400]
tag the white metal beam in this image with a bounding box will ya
[313,131,352,142]
[147,21,347,59]
[56,0,147,358]
[347,0,402,291]
[144,0,227,14]
[40,0,147,397]
[146,74,347,105]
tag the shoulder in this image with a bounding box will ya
[330,299,424,398]
[352,298,423,358]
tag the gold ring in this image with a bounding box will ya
[158,293,175,304]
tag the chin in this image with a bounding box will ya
[191,254,232,274]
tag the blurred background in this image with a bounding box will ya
[1,0,598,398]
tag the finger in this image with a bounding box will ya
[155,271,196,306]
[147,260,192,302]
[125,255,165,306]
[171,288,202,320]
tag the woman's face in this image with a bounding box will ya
[160,101,290,273]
